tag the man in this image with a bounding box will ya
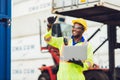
[44,18,93,80]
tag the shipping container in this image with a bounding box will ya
[52,0,120,13]
[0,0,11,80]
[52,0,120,25]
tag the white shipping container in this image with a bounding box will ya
[53,0,99,8]
[52,0,120,13]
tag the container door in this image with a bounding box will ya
[0,0,11,80]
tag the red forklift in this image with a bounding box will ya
[37,16,120,80]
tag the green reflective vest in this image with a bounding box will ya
[44,30,93,80]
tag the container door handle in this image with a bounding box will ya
[0,18,11,26]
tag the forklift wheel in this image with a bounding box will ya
[38,72,50,80]
[84,70,109,80]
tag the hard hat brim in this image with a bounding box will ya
[72,18,87,31]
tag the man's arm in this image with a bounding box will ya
[44,16,64,49]
[44,29,63,49]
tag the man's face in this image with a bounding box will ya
[72,23,84,37]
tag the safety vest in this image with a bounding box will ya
[44,30,93,80]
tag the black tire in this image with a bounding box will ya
[38,72,50,80]
[84,70,109,80]
[116,68,120,80]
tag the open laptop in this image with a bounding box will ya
[61,43,88,61]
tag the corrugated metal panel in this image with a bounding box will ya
[0,0,11,80]
[53,0,99,8]
[11,59,54,80]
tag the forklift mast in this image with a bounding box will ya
[51,0,120,80]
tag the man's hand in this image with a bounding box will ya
[47,16,57,31]
[47,16,57,24]
[68,58,83,67]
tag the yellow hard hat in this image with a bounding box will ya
[72,18,87,31]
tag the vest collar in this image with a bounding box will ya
[71,36,85,46]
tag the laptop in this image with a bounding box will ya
[61,43,88,61]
